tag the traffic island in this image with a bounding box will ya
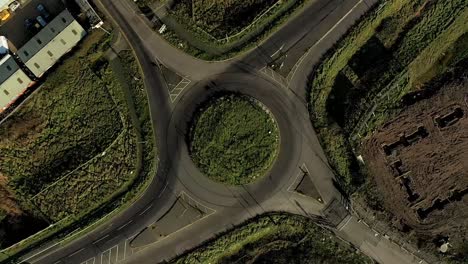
[187,93,280,186]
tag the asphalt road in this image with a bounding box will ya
[19,0,426,264]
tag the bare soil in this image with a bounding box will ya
[362,77,468,244]
[0,174,22,216]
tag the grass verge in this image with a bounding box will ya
[308,0,468,191]
[0,29,157,262]
[138,0,310,60]
[170,213,372,264]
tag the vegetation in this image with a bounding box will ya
[0,28,156,260]
[188,94,279,185]
[169,0,277,39]
[170,213,372,264]
[308,0,468,191]
[137,0,309,60]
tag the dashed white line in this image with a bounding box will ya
[92,234,110,245]
[158,181,169,197]
[117,220,133,231]
[271,44,285,57]
[68,248,85,257]
[139,204,153,216]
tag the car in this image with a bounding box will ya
[8,1,21,12]
[36,15,47,27]
[24,18,34,29]
[36,4,50,19]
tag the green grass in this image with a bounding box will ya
[188,94,279,185]
[308,0,468,191]
[170,213,372,264]
[143,0,309,60]
[0,28,157,260]
[169,0,277,39]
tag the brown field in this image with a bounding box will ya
[362,76,468,243]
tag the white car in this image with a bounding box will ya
[8,1,20,12]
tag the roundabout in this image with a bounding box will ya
[166,72,307,208]
[20,0,426,263]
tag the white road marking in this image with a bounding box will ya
[68,248,85,258]
[80,257,95,264]
[117,220,133,231]
[93,234,110,245]
[270,44,285,57]
[170,78,191,102]
[139,204,153,216]
[101,250,110,264]
[287,0,366,83]
[158,181,169,197]
[21,242,61,262]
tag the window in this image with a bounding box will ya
[6,65,11,71]
[34,63,40,69]
[47,50,53,57]
[17,78,23,84]
[61,17,66,23]
[36,38,42,45]
[72,29,78,35]
[3,90,9,95]
[60,39,66,45]
[23,51,29,57]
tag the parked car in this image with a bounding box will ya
[36,15,46,27]
[36,4,50,19]
[0,9,10,22]
[8,1,21,12]
[24,18,33,29]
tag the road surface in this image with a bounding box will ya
[19,0,426,263]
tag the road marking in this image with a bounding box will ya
[68,248,85,257]
[93,234,110,245]
[259,66,287,88]
[158,181,169,197]
[101,250,110,264]
[271,44,284,57]
[139,204,153,216]
[117,220,133,231]
[170,78,191,102]
[80,257,95,264]
[287,0,366,83]
[21,242,61,262]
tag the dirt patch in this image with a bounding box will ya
[0,115,45,147]
[362,77,468,243]
[0,174,23,216]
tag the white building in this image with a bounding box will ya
[0,54,33,112]
[17,9,86,78]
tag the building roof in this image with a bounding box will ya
[18,9,75,62]
[0,53,19,83]
[24,19,86,77]
[0,0,12,10]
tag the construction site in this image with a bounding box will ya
[362,66,468,248]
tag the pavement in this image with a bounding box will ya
[18,0,427,264]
